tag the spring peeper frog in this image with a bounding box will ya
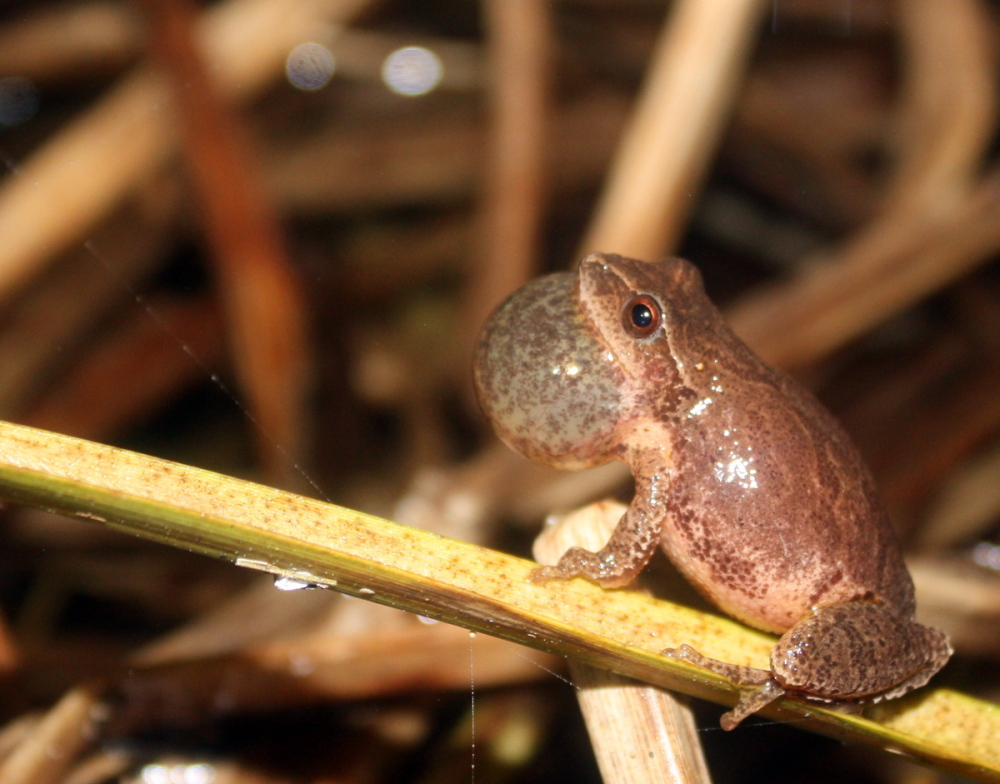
[473,253,951,729]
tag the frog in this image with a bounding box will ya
[473,252,952,730]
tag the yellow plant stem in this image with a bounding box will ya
[0,420,996,780]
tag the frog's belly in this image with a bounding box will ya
[660,532,874,635]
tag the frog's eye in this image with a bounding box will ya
[623,294,662,338]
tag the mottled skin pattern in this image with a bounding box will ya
[474,253,952,730]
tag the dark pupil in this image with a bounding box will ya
[632,303,653,328]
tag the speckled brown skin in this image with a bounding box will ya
[474,253,952,729]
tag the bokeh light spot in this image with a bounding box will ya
[382,46,443,96]
[286,42,336,91]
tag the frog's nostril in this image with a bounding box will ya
[579,251,617,272]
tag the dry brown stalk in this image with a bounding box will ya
[0,0,374,308]
[580,0,769,258]
[534,502,712,784]
[143,0,313,481]
[728,0,1000,369]
[464,0,553,368]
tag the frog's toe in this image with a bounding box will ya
[527,564,566,584]
[662,643,703,662]
[663,644,771,686]
[720,679,785,730]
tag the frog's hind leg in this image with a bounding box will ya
[663,644,786,730]
[769,601,952,703]
[664,601,952,731]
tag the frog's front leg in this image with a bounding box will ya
[530,476,665,588]
[665,601,952,730]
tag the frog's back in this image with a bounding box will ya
[657,282,914,633]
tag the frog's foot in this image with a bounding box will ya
[529,545,647,588]
[663,644,785,730]
[529,546,606,585]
